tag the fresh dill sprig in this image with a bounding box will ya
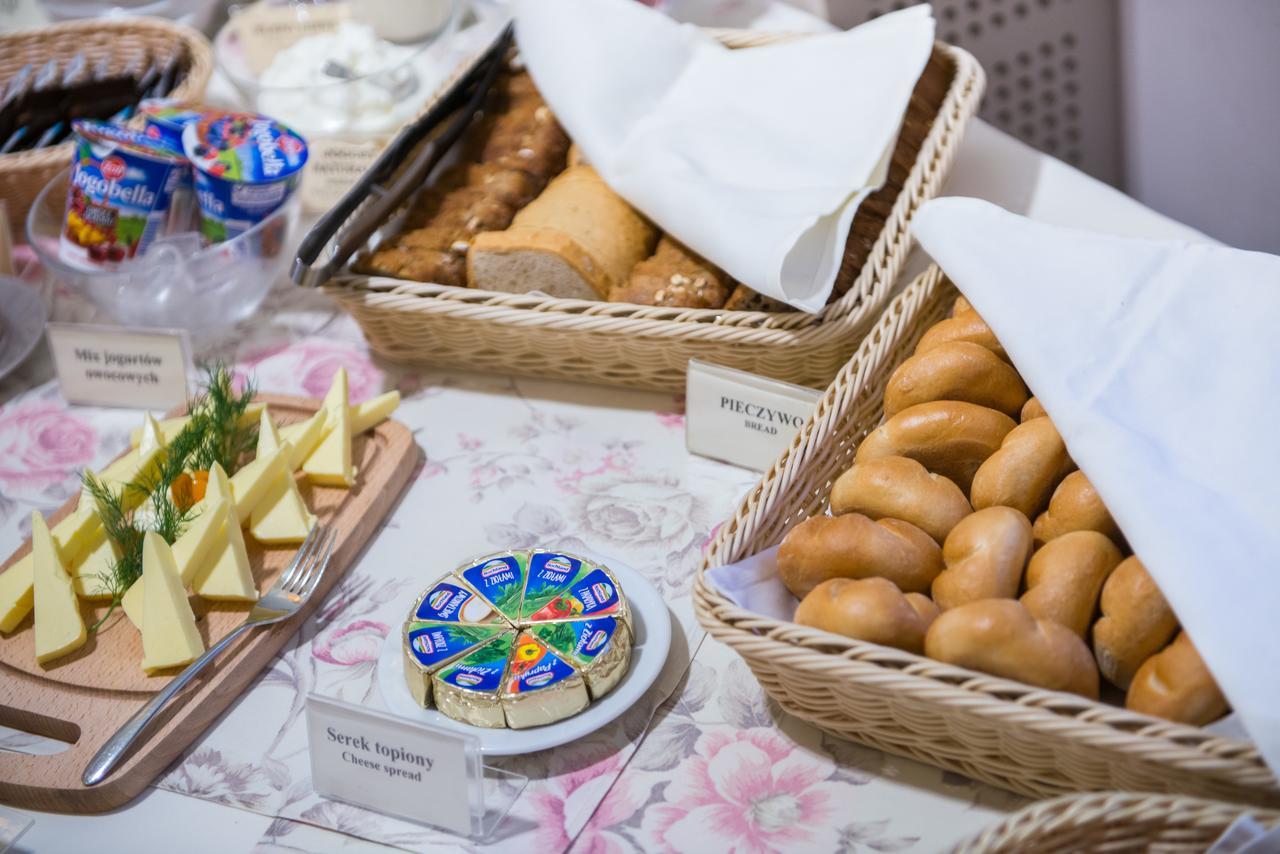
[87,363,255,632]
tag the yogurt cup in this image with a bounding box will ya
[182,111,308,245]
[139,100,205,149]
[61,119,188,267]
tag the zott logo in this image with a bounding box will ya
[101,156,127,181]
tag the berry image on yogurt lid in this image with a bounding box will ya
[183,111,308,182]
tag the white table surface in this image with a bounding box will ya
[0,117,1213,854]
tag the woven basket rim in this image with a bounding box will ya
[0,15,213,172]
[322,34,984,334]
[694,264,1279,798]
[951,790,1280,853]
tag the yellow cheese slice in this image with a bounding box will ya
[302,368,356,487]
[32,512,87,664]
[251,413,315,545]
[127,402,266,447]
[276,410,327,471]
[50,509,102,567]
[352,390,400,434]
[120,574,143,629]
[193,463,257,602]
[172,496,231,586]
[79,414,167,523]
[139,531,204,673]
[0,552,34,633]
[228,445,289,525]
[70,527,120,600]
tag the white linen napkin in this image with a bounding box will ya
[512,0,934,312]
[913,196,1280,776]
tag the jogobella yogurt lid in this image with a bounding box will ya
[73,119,185,161]
[182,111,307,245]
[140,100,206,149]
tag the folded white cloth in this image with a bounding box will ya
[913,197,1280,776]
[512,0,934,312]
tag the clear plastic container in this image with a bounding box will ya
[26,167,299,331]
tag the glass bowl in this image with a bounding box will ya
[27,167,299,332]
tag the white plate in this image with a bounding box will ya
[376,552,672,756]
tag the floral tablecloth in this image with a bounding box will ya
[0,272,1025,852]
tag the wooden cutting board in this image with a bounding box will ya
[0,395,420,813]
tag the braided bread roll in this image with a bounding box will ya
[915,313,1008,362]
[924,598,1099,698]
[777,513,943,599]
[1020,531,1123,636]
[795,577,939,654]
[1126,632,1227,725]
[830,456,972,543]
[857,401,1016,494]
[933,507,1033,610]
[1033,470,1122,546]
[970,416,1076,518]
[884,342,1029,419]
[1021,396,1047,422]
[1093,557,1178,689]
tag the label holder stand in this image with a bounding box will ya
[305,694,528,842]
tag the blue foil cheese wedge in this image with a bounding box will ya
[402,622,507,707]
[529,617,633,701]
[502,632,590,729]
[459,551,528,623]
[432,633,514,728]
[411,575,507,625]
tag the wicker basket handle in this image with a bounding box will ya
[291,23,512,288]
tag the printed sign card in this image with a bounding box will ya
[685,359,822,471]
[46,323,191,410]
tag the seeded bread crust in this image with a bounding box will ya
[609,237,733,309]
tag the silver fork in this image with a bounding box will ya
[83,524,338,787]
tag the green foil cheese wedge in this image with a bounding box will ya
[529,617,633,701]
[502,632,589,729]
[520,551,628,625]
[459,551,528,622]
[433,632,514,728]
[402,621,507,708]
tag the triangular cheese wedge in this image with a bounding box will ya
[32,512,86,664]
[120,574,143,629]
[128,402,266,448]
[250,418,315,545]
[0,552,34,633]
[51,509,101,567]
[193,463,258,602]
[352,390,400,434]
[139,531,204,673]
[172,496,230,586]
[228,445,289,525]
[277,410,327,471]
[302,368,356,487]
[82,414,168,516]
[70,527,120,600]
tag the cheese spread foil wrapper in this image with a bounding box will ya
[411,574,507,625]
[530,616,633,701]
[433,633,514,728]
[458,550,529,623]
[401,621,506,707]
[521,550,630,629]
[502,632,590,729]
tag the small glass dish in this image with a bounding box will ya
[26,167,299,332]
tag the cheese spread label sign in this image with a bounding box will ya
[305,694,478,835]
[685,358,823,471]
[46,323,191,409]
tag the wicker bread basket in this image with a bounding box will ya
[320,32,984,392]
[953,792,1280,853]
[694,264,1280,806]
[0,17,213,231]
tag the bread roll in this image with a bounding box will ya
[924,599,1099,698]
[795,577,939,654]
[915,313,1008,362]
[933,507,1033,610]
[952,295,974,316]
[609,237,733,308]
[1033,471,1122,545]
[856,401,1016,494]
[1093,557,1178,689]
[829,456,972,543]
[1020,531,1123,636]
[970,416,1076,518]
[1021,397,1047,422]
[884,342,1029,419]
[468,166,658,299]
[1126,632,1227,725]
[777,513,943,599]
